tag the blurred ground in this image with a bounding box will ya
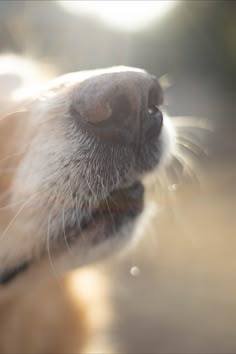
[0,1,235,353]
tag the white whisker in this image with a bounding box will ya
[74,191,86,242]
[47,213,60,279]
[0,198,34,211]
[176,136,209,157]
[173,116,213,132]
[68,176,85,242]
[0,150,26,165]
[172,152,200,184]
[84,172,98,227]
[62,206,73,255]
[176,130,210,151]
[0,192,40,242]
[85,170,98,204]
[104,197,116,235]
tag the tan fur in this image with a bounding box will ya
[0,275,88,353]
[0,56,113,354]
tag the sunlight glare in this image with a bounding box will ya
[59,1,177,32]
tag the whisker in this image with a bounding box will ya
[68,175,85,242]
[176,128,210,148]
[0,192,39,242]
[167,161,184,185]
[47,213,60,279]
[62,206,73,255]
[0,198,34,211]
[179,134,210,156]
[84,172,96,202]
[84,172,99,228]
[172,152,200,184]
[173,116,213,132]
[0,149,27,165]
[176,138,206,158]
[74,192,86,242]
[104,197,116,235]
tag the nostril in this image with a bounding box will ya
[70,96,112,124]
[73,92,132,129]
[70,80,132,128]
[70,85,135,144]
[147,104,160,117]
[143,107,163,142]
[69,71,164,145]
[141,84,163,141]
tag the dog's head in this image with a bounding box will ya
[0,65,174,281]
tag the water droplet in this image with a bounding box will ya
[130,266,140,277]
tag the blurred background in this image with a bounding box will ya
[0,1,236,353]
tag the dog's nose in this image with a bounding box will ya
[70,70,163,145]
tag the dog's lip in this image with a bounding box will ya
[79,181,144,233]
[0,183,144,285]
[0,262,29,285]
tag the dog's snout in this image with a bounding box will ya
[70,70,163,144]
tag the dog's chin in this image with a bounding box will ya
[57,181,144,252]
[24,181,145,280]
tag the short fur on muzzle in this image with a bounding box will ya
[0,65,174,284]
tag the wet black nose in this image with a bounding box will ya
[70,70,163,145]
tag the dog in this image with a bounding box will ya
[0,55,174,352]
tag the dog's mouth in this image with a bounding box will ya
[67,181,144,246]
[0,182,144,286]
